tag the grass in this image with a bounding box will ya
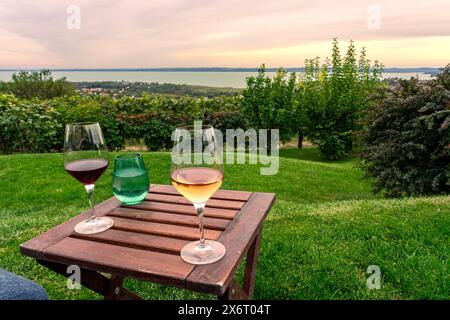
[0,148,448,300]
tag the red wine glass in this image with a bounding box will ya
[64,122,114,234]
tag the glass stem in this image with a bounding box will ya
[194,203,206,248]
[85,184,96,220]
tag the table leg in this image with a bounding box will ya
[243,228,262,298]
[103,275,134,300]
[218,227,263,300]
[218,279,248,300]
[36,259,142,300]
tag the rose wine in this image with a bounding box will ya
[171,167,223,204]
[65,158,108,185]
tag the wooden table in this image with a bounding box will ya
[20,184,275,300]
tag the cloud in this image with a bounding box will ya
[0,28,63,66]
[0,0,449,67]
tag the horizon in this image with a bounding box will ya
[0,66,443,71]
[0,1,449,69]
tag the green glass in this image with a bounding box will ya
[113,153,150,205]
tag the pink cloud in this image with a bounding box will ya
[0,0,449,68]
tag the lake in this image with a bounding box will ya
[0,71,434,88]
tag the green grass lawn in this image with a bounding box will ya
[0,148,448,299]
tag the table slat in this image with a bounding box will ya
[20,197,121,259]
[71,229,190,254]
[43,237,194,287]
[123,201,238,220]
[108,207,230,230]
[145,193,246,210]
[111,216,222,241]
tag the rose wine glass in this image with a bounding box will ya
[64,122,114,234]
[171,125,225,265]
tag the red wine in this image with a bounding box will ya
[65,159,108,185]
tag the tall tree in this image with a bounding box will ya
[299,39,383,159]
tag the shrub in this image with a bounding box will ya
[360,65,450,197]
[203,110,248,148]
[0,93,17,153]
[142,116,178,151]
[0,89,246,154]
[101,113,126,151]
[204,110,247,132]
[242,65,298,143]
[0,94,62,153]
[0,70,76,99]
[299,39,383,159]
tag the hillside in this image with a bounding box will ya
[0,148,447,299]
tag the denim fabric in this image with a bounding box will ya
[0,268,48,300]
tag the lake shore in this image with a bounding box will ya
[0,70,436,88]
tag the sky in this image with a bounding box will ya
[0,0,449,68]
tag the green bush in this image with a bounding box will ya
[360,65,450,197]
[0,93,243,154]
[242,65,298,143]
[0,93,17,153]
[0,70,75,99]
[101,113,126,151]
[0,94,62,153]
[299,39,383,159]
[142,116,178,151]
[204,110,247,132]
[112,95,242,150]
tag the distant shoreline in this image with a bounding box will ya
[0,67,442,74]
[0,69,436,88]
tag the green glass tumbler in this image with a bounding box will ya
[113,153,150,205]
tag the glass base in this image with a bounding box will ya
[74,217,114,234]
[113,191,148,206]
[180,240,226,265]
[119,198,145,205]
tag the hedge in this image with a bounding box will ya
[0,94,244,154]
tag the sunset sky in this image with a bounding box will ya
[0,0,449,68]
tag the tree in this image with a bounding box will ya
[242,65,298,144]
[0,69,76,99]
[298,39,383,159]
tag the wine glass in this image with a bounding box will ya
[64,122,114,234]
[171,125,226,265]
